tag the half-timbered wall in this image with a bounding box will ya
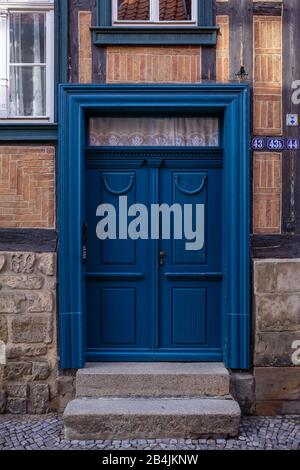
[0,0,299,415]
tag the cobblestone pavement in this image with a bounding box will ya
[0,414,299,450]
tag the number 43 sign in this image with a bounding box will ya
[251,137,300,151]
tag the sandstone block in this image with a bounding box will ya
[27,292,53,313]
[255,331,300,366]
[32,361,50,380]
[11,253,36,274]
[6,383,28,398]
[5,362,32,380]
[38,254,55,276]
[0,293,26,313]
[254,262,276,294]
[230,372,255,415]
[28,383,49,414]
[11,316,52,344]
[255,367,300,401]
[22,345,48,358]
[256,293,300,331]
[6,398,27,414]
[56,376,75,412]
[0,317,8,342]
[256,400,300,416]
[1,275,44,290]
[5,346,22,359]
[277,261,300,292]
[0,254,6,272]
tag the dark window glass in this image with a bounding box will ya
[159,0,192,21]
[118,0,150,21]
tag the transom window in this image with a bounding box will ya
[89,116,219,147]
[0,0,54,121]
[113,0,197,25]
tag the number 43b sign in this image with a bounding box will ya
[251,137,300,151]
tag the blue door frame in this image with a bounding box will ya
[58,84,250,369]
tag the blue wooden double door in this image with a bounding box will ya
[85,152,223,361]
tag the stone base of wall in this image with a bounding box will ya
[255,367,300,415]
[0,252,57,414]
[2,256,300,416]
[230,372,256,415]
[253,259,300,415]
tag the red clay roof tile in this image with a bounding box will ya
[117,0,191,22]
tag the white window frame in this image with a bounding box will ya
[0,0,54,123]
[112,0,197,27]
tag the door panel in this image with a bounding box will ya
[172,171,207,265]
[159,167,222,352]
[85,164,151,352]
[171,287,206,345]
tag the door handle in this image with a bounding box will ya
[159,250,165,267]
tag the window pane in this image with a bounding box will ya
[89,117,219,147]
[10,12,46,64]
[160,0,192,21]
[9,66,46,117]
[117,0,150,21]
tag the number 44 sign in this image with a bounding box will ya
[287,139,300,150]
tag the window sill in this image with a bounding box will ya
[92,26,219,46]
[0,122,58,141]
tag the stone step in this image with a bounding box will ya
[64,397,241,440]
[76,362,230,398]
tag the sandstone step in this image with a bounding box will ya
[76,362,230,398]
[64,397,241,440]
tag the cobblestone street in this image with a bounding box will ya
[0,414,299,450]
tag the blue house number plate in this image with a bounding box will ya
[266,138,285,150]
[251,137,300,151]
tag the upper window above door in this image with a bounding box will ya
[89,116,219,147]
[94,0,217,45]
[113,0,196,25]
[0,0,54,122]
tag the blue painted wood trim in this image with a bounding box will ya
[0,123,58,141]
[92,27,218,46]
[198,0,214,26]
[54,0,68,118]
[95,0,217,45]
[58,84,250,369]
[86,351,223,362]
[97,0,112,26]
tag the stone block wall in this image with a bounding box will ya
[253,259,300,414]
[0,253,58,414]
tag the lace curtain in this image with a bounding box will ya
[9,12,46,117]
[89,117,219,147]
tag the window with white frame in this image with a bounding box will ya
[0,0,54,121]
[113,0,197,25]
